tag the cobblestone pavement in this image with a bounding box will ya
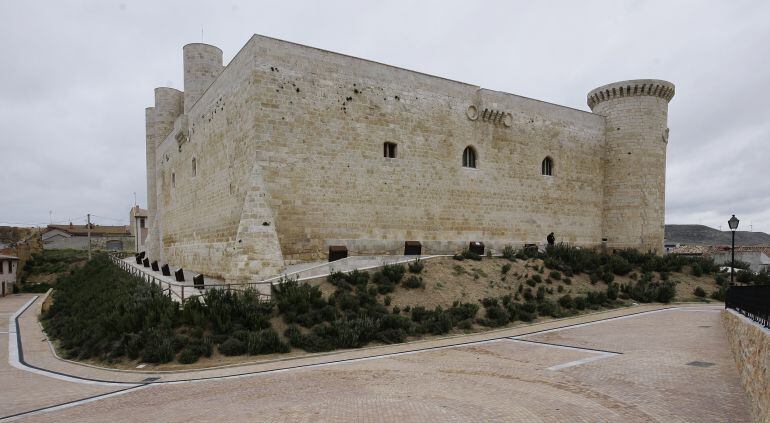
[1,294,751,422]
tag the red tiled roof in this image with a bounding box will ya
[46,224,130,236]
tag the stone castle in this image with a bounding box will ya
[143,34,675,283]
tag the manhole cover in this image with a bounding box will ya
[686,361,715,368]
[141,377,161,383]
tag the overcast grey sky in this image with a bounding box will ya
[1,1,769,232]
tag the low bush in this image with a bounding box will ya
[461,250,482,261]
[501,263,512,274]
[693,286,706,298]
[620,274,676,303]
[502,245,516,261]
[549,270,561,280]
[402,275,424,289]
[382,263,406,284]
[247,329,290,355]
[558,294,574,309]
[177,347,200,364]
[691,264,703,277]
[219,337,246,356]
[407,259,424,274]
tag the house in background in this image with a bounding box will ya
[712,246,770,273]
[129,206,148,252]
[0,254,18,296]
[42,223,134,251]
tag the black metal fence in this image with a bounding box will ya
[726,285,770,328]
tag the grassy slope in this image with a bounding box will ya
[22,249,88,287]
[308,256,722,310]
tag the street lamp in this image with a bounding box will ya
[728,214,739,285]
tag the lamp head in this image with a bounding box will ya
[728,215,740,231]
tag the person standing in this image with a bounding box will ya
[547,232,555,246]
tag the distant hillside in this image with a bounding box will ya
[0,226,36,244]
[665,224,770,246]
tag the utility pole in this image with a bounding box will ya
[87,214,92,260]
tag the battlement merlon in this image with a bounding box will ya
[587,79,675,111]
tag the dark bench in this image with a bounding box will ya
[404,241,422,255]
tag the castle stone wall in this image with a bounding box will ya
[145,35,674,282]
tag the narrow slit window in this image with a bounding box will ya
[384,142,397,158]
[542,157,553,176]
[462,146,477,168]
[172,172,176,188]
[191,158,197,177]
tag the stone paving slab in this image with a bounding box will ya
[0,295,117,419]
[17,292,676,384]
[13,303,751,422]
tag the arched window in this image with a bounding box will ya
[462,146,477,168]
[383,142,397,158]
[541,156,553,176]
[192,158,197,177]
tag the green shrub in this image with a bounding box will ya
[736,270,753,284]
[549,270,561,280]
[526,278,537,287]
[573,296,587,310]
[607,283,619,301]
[557,285,564,293]
[691,264,703,277]
[20,282,53,293]
[461,250,482,261]
[42,254,181,362]
[562,277,572,285]
[177,347,200,364]
[710,287,726,301]
[502,245,516,261]
[452,254,465,261]
[481,305,510,327]
[537,300,559,317]
[402,275,424,289]
[141,328,176,363]
[408,259,424,274]
[693,286,706,298]
[531,274,542,283]
[586,291,607,306]
[536,286,546,302]
[558,294,574,309]
[609,255,632,276]
[382,263,406,283]
[384,296,392,306]
[448,301,480,321]
[621,277,677,303]
[501,263,512,274]
[219,337,246,356]
[247,329,290,355]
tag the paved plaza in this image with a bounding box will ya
[1,294,752,422]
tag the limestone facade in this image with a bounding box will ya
[144,34,675,282]
[722,310,770,423]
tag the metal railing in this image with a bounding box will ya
[108,254,271,303]
[726,285,770,329]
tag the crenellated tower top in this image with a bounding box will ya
[587,79,675,111]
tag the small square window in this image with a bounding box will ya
[383,142,397,159]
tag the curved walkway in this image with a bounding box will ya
[1,294,751,422]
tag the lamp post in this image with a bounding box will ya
[728,215,739,285]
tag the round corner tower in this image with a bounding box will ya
[588,79,675,254]
[183,43,223,113]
